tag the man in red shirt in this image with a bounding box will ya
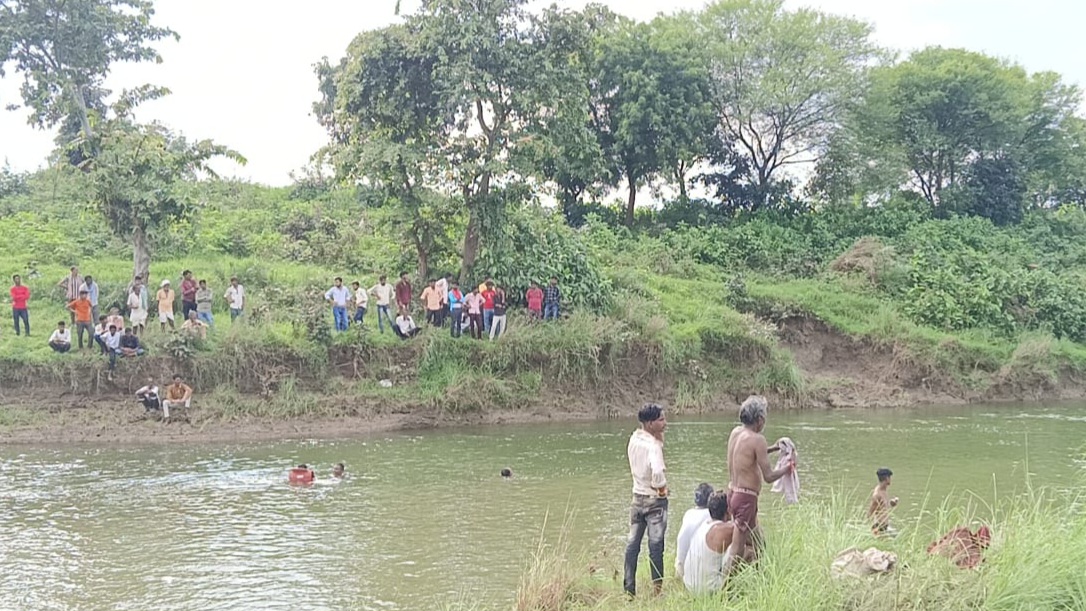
[481,281,496,333]
[395,272,413,316]
[526,281,544,321]
[10,274,30,336]
[180,270,198,321]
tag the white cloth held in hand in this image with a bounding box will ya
[771,437,800,504]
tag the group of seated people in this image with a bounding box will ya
[675,484,756,595]
[135,375,193,420]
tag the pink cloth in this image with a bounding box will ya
[771,437,800,504]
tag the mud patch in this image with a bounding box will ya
[777,316,962,408]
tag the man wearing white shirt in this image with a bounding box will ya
[79,275,100,322]
[351,281,368,326]
[325,277,351,332]
[48,321,72,353]
[225,276,245,322]
[394,312,420,339]
[102,325,122,377]
[675,483,714,578]
[434,273,449,327]
[369,275,395,334]
[624,403,668,597]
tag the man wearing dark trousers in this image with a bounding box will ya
[624,403,669,597]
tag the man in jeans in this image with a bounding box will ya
[325,277,351,332]
[10,274,29,336]
[543,276,561,321]
[180,270,198,320]
[370,275,395,333]
[625,403,668,597]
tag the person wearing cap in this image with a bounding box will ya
[48,321,71,353]
[157,279,176,331]
[66,289,94,350]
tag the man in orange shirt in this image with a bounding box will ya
[66,289,94,350]
[420,279,443,327]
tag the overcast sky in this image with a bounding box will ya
[1,0,1083,186]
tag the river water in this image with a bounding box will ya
[2,403,1085,611]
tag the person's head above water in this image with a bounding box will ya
[333,463,345,477]
[877,468,893,485]
[739,395,768,432]
[500,468,512,478]
[694,482,714,508]
[707,490,729,521]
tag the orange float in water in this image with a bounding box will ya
[289,467,314,484]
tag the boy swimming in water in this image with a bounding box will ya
[868,468,899,535]
[332,463,345,478]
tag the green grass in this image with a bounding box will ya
[509,487,1086,611]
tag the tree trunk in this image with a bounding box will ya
[460,205,481,285]
[675,161,689,202]
[413,230,430,284]
[68,82,93,142]
[132,225,151,284]
[625,173,638,227]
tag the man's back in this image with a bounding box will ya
[727,425,766,493]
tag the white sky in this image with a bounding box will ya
[1,0,1083,186]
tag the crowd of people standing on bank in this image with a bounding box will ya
[324,273,562,340]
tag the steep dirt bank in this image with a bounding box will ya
[3,314,1085,445]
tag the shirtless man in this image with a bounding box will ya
[868,468,899,535]
[723,395,793,575]
[682,490,752,594]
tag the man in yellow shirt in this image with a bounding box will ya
[157,279,176,332]
[181,311,208,340]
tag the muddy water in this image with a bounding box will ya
[2,403,1085,611]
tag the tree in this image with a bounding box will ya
[697,0,880,207]
[590,19,714,225]
[0,0,177,142]
[77,107,243,280]
[319,0,586,281]
[827,47,1084,210]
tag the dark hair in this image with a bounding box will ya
[12,274,19,281]
[124,327,132,333]
[108,324,117,331]
[380,275,387,281]
[334,276,343,282]
[500,468,512,477]
[336,462,345,470]
[351,281,359,286]
[58,320,65,325]
[877,468,893,482]
[550,276,557,281]
[199,279,206,285]
[707,490,729,521]
[298,464,308,469]
[99,315,107,321]
[183,270,191,276]
[637,403,663,423]
[694,483,714,508]
[400,272,408,278]
[173,374,182,380]
[84,275,92,282]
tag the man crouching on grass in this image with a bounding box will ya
[723,395,794,575]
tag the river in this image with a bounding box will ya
[2,402,1084,611]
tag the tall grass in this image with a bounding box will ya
[505,487,1086,611]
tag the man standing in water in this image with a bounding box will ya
[624,403,668,597]
[723,395,793,575]
[868,468,898,535]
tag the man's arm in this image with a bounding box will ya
[182,384,193,401]
[756,437,792,484]
[648,443,667,492]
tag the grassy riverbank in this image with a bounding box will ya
[8,179,1086,442]
[512,489,1086,611]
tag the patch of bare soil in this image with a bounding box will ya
[777,316,965,408]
